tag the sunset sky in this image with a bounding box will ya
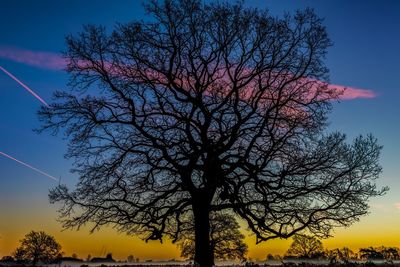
[0,0,399,261]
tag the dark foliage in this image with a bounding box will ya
[326,247,356,263]
[286,235,324,259]
[360,247,400,261]
[13,231,62,266]
[0,256,14,262]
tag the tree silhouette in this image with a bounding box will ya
[0,256,14,263]
[127,255,135,263]
[285,234,324,259]
[177,212,247,263]
[359,247,384,260]
[381,247,400,262]
[326,247,356,263]
[360,246,400,262]
[39,1,386,266]
[13,231,62,266]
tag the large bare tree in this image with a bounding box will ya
[39,1,386,266]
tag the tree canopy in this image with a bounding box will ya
[39,1,386,266]
[285,234,324,259]
[326,247,356,263]
[13,231,62,266]
[360,247,400,261]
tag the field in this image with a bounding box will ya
[3,261,400,267]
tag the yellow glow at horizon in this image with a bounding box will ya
[1,205,399,261]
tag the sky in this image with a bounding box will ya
[0,0,399,261]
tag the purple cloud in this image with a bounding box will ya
[0,46,378,100]
[329,84,377,100]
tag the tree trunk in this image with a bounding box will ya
[210,241,215,265]
[192,201,213,267]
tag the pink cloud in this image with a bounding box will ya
[395,203,400,210]
[0,46,378,101]
[328,84,377,100]
[0,46,66,70]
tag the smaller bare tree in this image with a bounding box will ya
[0,256,14,263]
[178,213,247,264]
[360,246,400,262]
[286,234,324,259]
[13,231,62,266]
[127,255,135,263]
[382,247,400,262]
[326,247,356,263]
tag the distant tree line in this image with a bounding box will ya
[272,234,400,263]
[1,231,399,266]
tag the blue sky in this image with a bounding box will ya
[0,0,399,259]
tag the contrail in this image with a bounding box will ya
[0,151,58,182]
[0,65,49,107]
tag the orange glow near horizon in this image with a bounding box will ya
[0,204,399,261]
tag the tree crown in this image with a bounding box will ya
[14,231,62,266]
[39,0,386,247]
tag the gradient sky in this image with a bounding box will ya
[0,0,399,261]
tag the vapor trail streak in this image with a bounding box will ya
[0,66,49,107]
[0,151,58,182]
